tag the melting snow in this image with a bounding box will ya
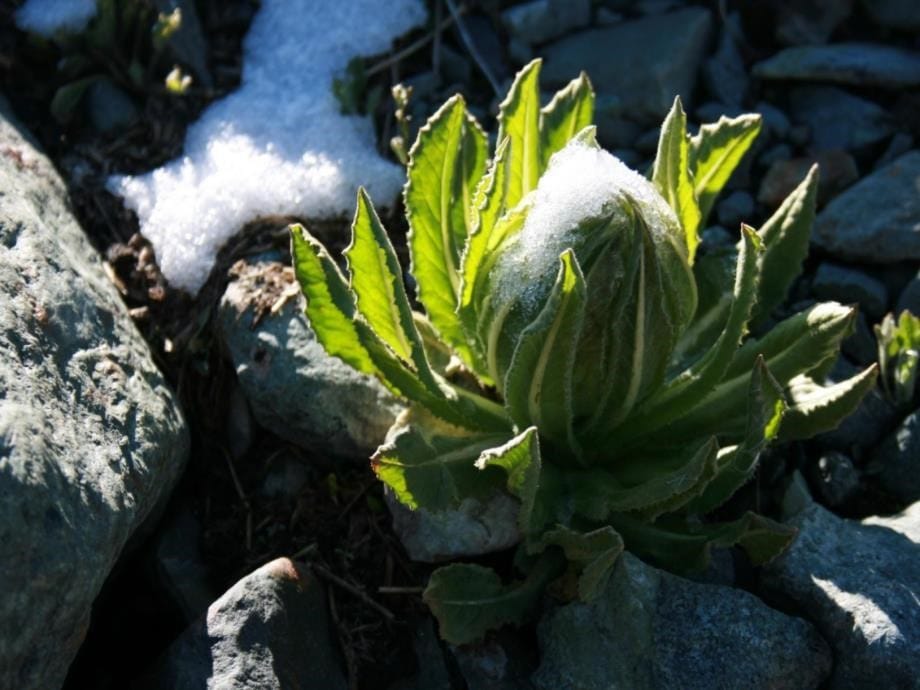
[106,0,426,293]
[15,0,98,36]
[493,139,679,308]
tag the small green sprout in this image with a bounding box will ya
[291,60,877,644]
[875,310,920,409]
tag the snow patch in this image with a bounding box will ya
[15,0,98,36]
[109,0,426,293]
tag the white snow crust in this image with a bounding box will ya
[109,0,426,293]
[15,0,98,36]
[494,139,678,306]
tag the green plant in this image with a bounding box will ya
[290,60,877,644]
[27,0,192,125]
[875,310,920,409]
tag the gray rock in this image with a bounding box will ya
[695,100,744,124]
[789,86,894,152]
[896,269,920,316]
[753,43,920,88]
[812,262,888,320]
[533,552,831,690]
[702,19,748,107]
[0,99,188,689]
[595,8,623,26]
[755,101,792,141]
[759,150,858,207]
[502,0,591,46]
[868,410,920,505]
[154,0,213,88]
[774,0,854,46]
[860,0,920,30]
[814,150,920,262]
[759,142,793,168]
[816,359,899,454]
[542,8,712,124]
[218,256,401,460]
[715,190,755,229]
[385,490,521,563]
[85,77,139,133]
[389,618,452,690]
[146,558,347,689]
[594,94,643,149]
[841,310,878,366]
[761,502,920,689]
[876,132,915,170]
[863,498,920,538]
[439,43,472,85]
[451,635,533,690]
[635,0,685,15]
[808,450,861,508]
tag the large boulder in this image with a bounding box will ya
[761,502,920,688]
[0,99,189,688]
[533,552,831,690]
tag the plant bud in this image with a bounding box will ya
[480,138,697,451]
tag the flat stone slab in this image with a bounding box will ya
[542,7,712,124]
[761,502,920,688]
[813,150,920,263]
[753,43,920,88]
[533,552,831,690]
[0,98,188,688]
[218,255,400,460]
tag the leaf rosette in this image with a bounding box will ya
[290,59,877,645]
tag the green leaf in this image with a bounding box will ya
[751,166,818,328]
[475,427,542,536]
[669,302,857,442]
[424,549,566,645]
[50,76,101,124]
[371,408,511,511]
[539,72,595,171]
[503,250,587,458]
[345,188,436,386]
[465,204,530,364]
[406,95,488,367]
[779,366,879,441]
[684,356,786,515]
[689,113,762,225]
[497,59,542,209]
[458,137,514,381]
[292,224,508,431]
[539,525,623,601]
[652,96,702,263]
[670,240,736,369]
[630,225,763,438]
[609,511,796,575]
[565,438,719,520]
[290,223,375,376]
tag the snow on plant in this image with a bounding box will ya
[290,60,877,644]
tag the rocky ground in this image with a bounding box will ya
[1,0,919,689]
